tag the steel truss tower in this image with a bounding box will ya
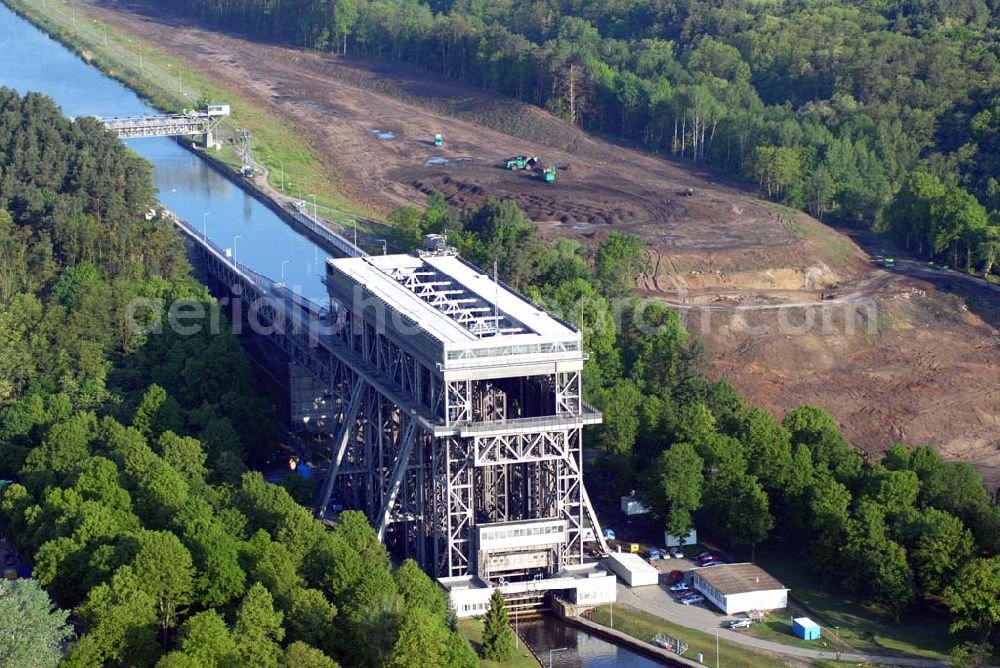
[318,250,609,581]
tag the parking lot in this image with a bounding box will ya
[606,546,742,629]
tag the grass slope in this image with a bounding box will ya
[757,552,953,661]
[458,617,540,668]
[590,604,790,668]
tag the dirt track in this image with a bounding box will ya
[87,0,1000,487]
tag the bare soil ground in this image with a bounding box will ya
[88,0,1000,487]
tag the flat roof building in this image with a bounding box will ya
[605,552,659,587]
[689,563,788,615]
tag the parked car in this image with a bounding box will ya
[603,528,616,541]
[727,618,752,629]
[703,560,725,567]
[696,553,719,565]
[680,594,705,605]
[666,570,685,584]
[670,546,685,559]
[693,551,713,561]
[669,582,690,593]
[648,549,664,561]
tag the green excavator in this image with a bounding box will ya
[505,155,538,170]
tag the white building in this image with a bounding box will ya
[604,552,659,587]
[664,528,698,547]
[441,563,617,618]
[689,563,788,615]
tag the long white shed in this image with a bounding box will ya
[605,552,659,587]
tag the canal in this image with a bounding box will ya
[0,3,330,303]
[0,4,665,665]
[519,614,664,667]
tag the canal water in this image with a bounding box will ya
[0,4,663,665]
[519,614,664,667]
[0,3,330,303]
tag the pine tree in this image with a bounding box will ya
[481,589,514,662]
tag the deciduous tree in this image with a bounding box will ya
[0,579,72,668]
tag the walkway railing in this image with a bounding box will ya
[165,208,326,312]
[291,211,364,258]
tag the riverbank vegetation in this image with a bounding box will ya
[157,0,1000,277]
[0,88,480,667]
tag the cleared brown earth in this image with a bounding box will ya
[87,0,1000,486]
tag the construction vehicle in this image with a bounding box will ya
[433,133,443,147]
[538,165,557,183]
[505,155,538,170]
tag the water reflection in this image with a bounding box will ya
[517,614,663,667]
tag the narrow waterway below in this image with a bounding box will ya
[518,614,665,667]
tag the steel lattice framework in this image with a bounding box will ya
[316,252,609,580]
[101,105,229,145]
[172,213,608,582]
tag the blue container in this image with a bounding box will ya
[792,617,821,640]
[296,462,313,480]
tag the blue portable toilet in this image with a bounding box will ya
[296,461,313,480]
[792,617,821,640]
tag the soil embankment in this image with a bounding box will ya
[85,0,1000,486]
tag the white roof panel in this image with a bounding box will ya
[327,254,579,347]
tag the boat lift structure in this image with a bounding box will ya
[165,208,615,613]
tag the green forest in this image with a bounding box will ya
[2,44,1000,660]
[0,88,478,667]
[161,0,1000,275]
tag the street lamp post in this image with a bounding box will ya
[352,219,358,250]
[93,20,107,47]
[128,40,143,74]
[280,161,285,192]
[202,212,210,240]
[233,235,242,259]
[376,238,387,255]
[715,627,720,668]
[548,647,569,668]
[281,259,290,280]
[833,626,840,661]
[311,194,318,220]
